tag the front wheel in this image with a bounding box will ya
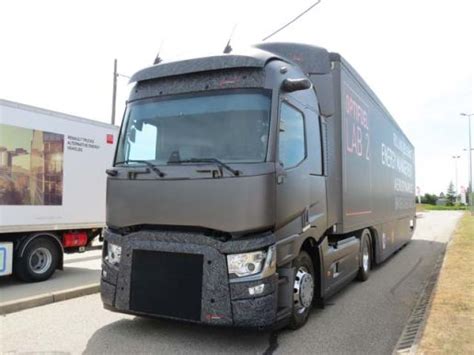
[14,237,59,282]
[357,229,372,281]
[289,251,315,329]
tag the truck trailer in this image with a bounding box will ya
[0,99,118,281]
[101,42,416,329]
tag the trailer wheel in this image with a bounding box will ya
[357,229,372,281]
[289,251,315,329]
[15,237,59,282]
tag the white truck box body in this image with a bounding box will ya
[0,99,119,234]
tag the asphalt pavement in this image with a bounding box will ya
[0,211,463,354]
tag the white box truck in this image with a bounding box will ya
[0,99,118,282]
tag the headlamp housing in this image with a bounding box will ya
[105,243,121,266]
[227,245,276,279]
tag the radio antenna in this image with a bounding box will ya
[223,24,238,54]
[262,0,322,41]
[154,40,164,64]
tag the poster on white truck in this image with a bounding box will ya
[0,124,64,206]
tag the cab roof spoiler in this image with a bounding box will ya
[129,49,281,84]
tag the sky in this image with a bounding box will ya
[1,0,473,195]
[0,125,33,152]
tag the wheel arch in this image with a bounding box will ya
[367,227,379,266]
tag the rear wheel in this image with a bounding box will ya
[15,237,59,282]
[357,229,372,281]
[289,251,315,329]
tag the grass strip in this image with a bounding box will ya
[417,213,474,354]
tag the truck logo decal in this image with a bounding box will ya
[206,314,222,320]
[345,91,370,161]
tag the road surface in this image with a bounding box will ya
[0,247,101,304]
[0,211,463,354]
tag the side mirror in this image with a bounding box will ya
[279,120,286,132]
[127,127,136,143]
[281,78,312,93]
[106,168,118,176]
[134,120,143,131]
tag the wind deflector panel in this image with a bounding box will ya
[130,250,203,321]
[254,42,331,75]
[130,52,273,84]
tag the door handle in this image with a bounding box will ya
[276,162,286,184]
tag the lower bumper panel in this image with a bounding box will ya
[101,229,278,327]
[232,292,277,327]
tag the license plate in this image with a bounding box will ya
[0,242,13,276]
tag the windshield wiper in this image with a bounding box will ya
[169,158,241,176]
[115,159,166,177]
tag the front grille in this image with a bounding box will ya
[130,250,203,321]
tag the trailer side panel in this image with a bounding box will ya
[337,61,415,244]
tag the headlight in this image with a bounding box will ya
[106,243,121,266]
[227,245,276,278]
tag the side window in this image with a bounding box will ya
[278,102,306,169]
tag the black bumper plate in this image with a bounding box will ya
[130,250,203,321]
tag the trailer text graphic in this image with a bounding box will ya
[67,135,100,152]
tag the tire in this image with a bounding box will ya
[14,237,59,282]
[357,229,372,282]
[289,251,315,329]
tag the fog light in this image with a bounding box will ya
[248,283,265,296]
[102,270,107,278]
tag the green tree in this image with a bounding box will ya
[421,193,438,205]
[446,181,456,206]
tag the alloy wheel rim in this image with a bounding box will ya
[294,266,314,314]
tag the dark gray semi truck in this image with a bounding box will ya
[101,42,416,329]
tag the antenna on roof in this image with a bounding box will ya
[223,24,237,54]
[153,40,164,64]
[262,0,322,41]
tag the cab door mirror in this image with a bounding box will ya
[127,127,136,143]
[281,78,312,93]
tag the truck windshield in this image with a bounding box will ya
[115,91,271,165]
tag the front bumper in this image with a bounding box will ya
[101,228,278,328]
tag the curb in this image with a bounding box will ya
[0,283,100,315]
[393,215,462,354]
[393,248,446,354]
